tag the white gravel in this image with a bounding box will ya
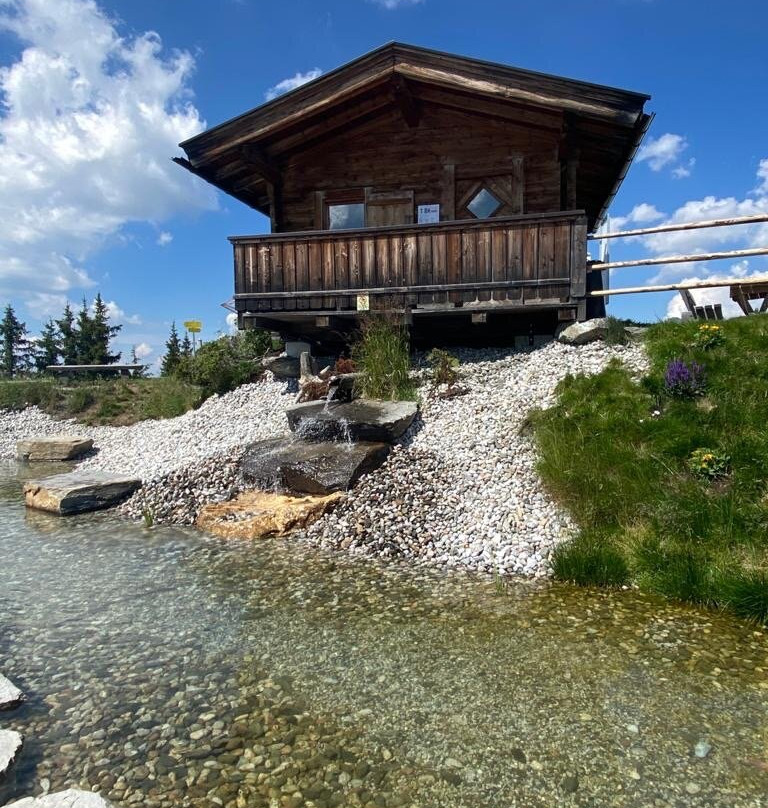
[1,339,648,576]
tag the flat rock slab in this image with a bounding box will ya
[286,399,418,443]
[8,791,113,808]
[241,437,390,495]
[23,471,141,515]
[197,490,343,539]
[17,436,93,462]
[557,318,610,345]
[0,730,22,780]
[0,674,24,711]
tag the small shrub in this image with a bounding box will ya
[177,333,263,396]
[426,348,460,388]
[718,571,768,624]
[664,358,706,398]
[552,531,630,587]
[66,387,95,413]
[692,323,725,351]
[604,316,629,346]
[351,315,416,401]
[688,447,730,480]
[333,357,357,375]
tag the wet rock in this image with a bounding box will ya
[0,730,22,779]
[23,471,141,515]
[8,790,113,807]
[241,438,390,495]
[560,774,579,793]
[17,436,94,462]
[557,318,609,345]
[286,400,418,443]
[0,673,24,711]
[196,490,344,539]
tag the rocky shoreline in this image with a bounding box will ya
[0,340,648,578]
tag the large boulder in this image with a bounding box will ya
[16,436,93,462]
[557,317,610,345]
[286,400,418,443]
[196,490,343,539]
[263,356,301,379]
[0,674,24,711]
[241,437,390,495]
[23,471,141,515]
[8,791,113,807]
[0,730,22,780]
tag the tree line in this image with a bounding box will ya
[0,294,122,377]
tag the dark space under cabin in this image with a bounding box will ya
[175,42,652,348]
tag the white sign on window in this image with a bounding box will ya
[417,204,440,224]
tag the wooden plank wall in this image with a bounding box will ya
[233,213,584,312]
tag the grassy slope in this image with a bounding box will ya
[0,377,203,426]
[531,315,768,623]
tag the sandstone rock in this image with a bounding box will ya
[263,356,301,379]
[196,490,344,539]
[286,399,418,443]
[16,436,93,462]
[23,471,141,515]
[241,437,390,494]
[0,674,24,711]
[0,730,22,780]
[557,317,610,345]
[8,790,113,808]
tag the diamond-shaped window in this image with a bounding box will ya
[467,187,503,219]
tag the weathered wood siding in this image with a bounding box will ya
[232,212,586,313]
[277,105,562,232]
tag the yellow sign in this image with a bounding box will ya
[183,320,202,333]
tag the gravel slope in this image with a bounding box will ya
[1,341,647,575]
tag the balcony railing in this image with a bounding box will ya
[230,210,587,315]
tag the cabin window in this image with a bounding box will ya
[328,202,365,230]
[467,187,503,219]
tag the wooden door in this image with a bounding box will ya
[365,189,414,227]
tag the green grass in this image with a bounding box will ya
[531,315,768,623]
[0,376,203,425]
[352,315,417,401]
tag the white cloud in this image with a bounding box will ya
[97,299,141,325]
[226,311,238,333]
[369,0,424,7]
[756,158,768,195]
[265,68,322,101]
[671,158,696,179]
[610,202,666,230]
[0,0,216,317]
[665,262,768,319]
[133,341,152,359]
[157,230,173,246]
[637,133,688,172]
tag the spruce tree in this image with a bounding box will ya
[74,297,94,363]
[35,318,60,372]
[0,304,28,377]
[57,303,78,365]
[90,293,121,364]
[161,322,182,375]
[181,332,193,358]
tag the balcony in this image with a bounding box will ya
[230,210,587,327]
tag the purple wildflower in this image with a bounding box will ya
[664,358,706,398]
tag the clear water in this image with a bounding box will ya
[1,460,767,808]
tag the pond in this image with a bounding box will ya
[1,461,767,808]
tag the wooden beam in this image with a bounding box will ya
[590,276,768,297]
[235,277,571,300]
[588,213,768,240]
[240,144,281,185]
[471,312,487,324]
[391,75,420,127]
[678,288,698,316]
[589,247,768,271]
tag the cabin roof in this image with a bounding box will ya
[176,42,652,228]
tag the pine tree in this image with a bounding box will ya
[57,303,78,365]
[89,293,121,364]
[130,346,148,378]
[181,332,193,358]
[162,322,182,375]
[74,297,94,364]
[0,304,28,377]
[35,318,60,372]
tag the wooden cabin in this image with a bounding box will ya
[176,43,651,347]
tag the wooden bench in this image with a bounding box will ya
[45,364,146,378]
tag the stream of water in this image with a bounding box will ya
[1,460,767,807]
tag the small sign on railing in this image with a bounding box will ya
[356,294,370,312]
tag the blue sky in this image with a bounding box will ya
[1,0,767,365]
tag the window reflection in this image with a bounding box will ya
[328,203,365,230]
